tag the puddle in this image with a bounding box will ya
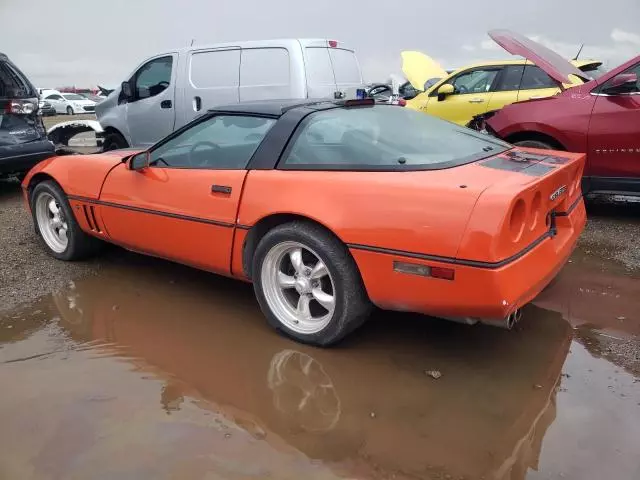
[1,252,639,480]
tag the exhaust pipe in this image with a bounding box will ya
[441,308,523,330]
[478,308,523,330]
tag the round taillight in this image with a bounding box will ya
[509,199,527,242]
[530,191,542,230]
[397,98,407,107]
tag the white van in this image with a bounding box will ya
[96,38,364,150]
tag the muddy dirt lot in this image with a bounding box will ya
[1,151,640,478]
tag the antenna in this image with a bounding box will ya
[573,44,584,61]
[190,38,195,46]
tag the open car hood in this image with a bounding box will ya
[489,29,590,84]
[401,51,448,91]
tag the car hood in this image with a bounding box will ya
[488,29,590,84]
[401,51,448,91]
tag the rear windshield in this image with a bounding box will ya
[282,105,511,171]
[0,60,35,99]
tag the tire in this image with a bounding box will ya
[30,180,102,261]
[102,132,129,151]
[66,106,74,115]
[514,140,554,150]
[252,221,372,347]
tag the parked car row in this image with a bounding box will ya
[5,30,634,346]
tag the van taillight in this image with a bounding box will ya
[5,98,38,114]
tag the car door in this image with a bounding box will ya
[44,94,65,113]
[98,113,277,274]
[423,67,502,126]
[587,62,640,191]
[126,55,176,147]
[516,64,561,102]
[179,48,240,130]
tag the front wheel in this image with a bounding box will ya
[66,106,74,115]
[252,222,372,347]
[31,180,102,261]
[102,132,129,151]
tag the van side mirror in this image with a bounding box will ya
[437,83,455,101]
[602,73,637,95]
[121,80,134,99]
[128,151,149,171]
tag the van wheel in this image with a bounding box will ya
[514,140,554,150]
[66,106,74,115]
[103,132,128,151]
[252,222,372,347]
[31,180,102,261]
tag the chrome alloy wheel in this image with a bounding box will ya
[35,192,69,253]
[261,241,336,334]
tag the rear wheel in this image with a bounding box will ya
[252,222,371,346]
[102,132,128,151]
[513,140,554,150]
[66,106,74,115]
[31,180,102,260]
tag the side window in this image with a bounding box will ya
[240,48,289,87]
[448,69,500,95]
[520,65,557,90]
[148,115,275,169]
[189,49,240,88]
[495,65,525,92]
[46,94,62,100]
[0,61,33,98]
[134,56,173,100]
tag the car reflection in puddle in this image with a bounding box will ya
[0,250,639,480]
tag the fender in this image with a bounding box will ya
[47,119,105,151]
[22,149,142,199]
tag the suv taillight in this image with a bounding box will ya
[5,98,38,114]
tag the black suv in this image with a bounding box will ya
[1,52,54,179]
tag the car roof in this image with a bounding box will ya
[208,99,342,116]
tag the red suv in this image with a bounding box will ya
[473,32,640,196]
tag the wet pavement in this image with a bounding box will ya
[1,241,639,480]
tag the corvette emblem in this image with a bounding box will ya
[549,185,567,201]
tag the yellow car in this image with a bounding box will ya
[402,49,602,126]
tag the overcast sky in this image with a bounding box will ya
[2,0,639,88]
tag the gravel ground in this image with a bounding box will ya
[581,195,640,272]
[0,179,102,312]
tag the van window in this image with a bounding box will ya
[190,49,240,89]
[305,48,335,86]
[135,56,173,99]
[0,61,34,98]
[241,48,290,86]
[328,49,361,84]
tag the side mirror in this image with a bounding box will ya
[121,80,134,99]
[602,73,637,95]
[437,83,455,101]
[128,151,149,171]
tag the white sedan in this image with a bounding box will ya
[41,91,96,115]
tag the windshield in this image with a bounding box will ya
[62,93,85,100]
[283,105,511,170]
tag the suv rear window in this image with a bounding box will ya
[282,105,511,170]
[0,60,35,99]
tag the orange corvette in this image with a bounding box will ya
[22,99,586,346]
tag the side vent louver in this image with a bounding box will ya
[82,205,102,233]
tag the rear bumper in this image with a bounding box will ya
[350,198,586,321]
[0,140,55,174]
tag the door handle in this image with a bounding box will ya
[468,98,485,103]
[211,185,232,195]
[193,96,202,112]
[160,100,172,109]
